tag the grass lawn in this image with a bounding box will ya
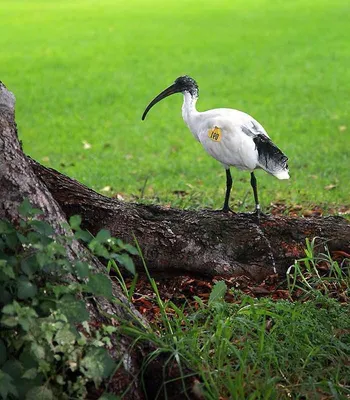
[0,1,349,399]
[0,0,349,212]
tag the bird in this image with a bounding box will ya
[141,75,289,216]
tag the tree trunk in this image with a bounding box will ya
[0,82,196,399]
[29,157,350,280]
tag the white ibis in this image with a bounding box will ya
[142,75,289,216]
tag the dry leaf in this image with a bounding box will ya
[100,186,111,192]
[82,140,92,150]
[42,156,50,162]
[338,125,347,132]
[324,184,337,190]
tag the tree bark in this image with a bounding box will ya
[29,157,350,280]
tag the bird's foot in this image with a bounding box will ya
[246,205,267,220]
[221,206,235,214]
[249,207,267,220]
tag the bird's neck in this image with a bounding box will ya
[182,91,199,127]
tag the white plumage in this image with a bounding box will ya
[142,75,289,215]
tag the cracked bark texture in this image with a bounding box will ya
[29,157,350,280]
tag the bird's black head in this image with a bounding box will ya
[173,75,199,97]
[142,75,198,120]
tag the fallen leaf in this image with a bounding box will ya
[338,125,347,132]
[249,286,271,295]
[324,184,337,190]
[42,156,50,162]
[303,209,322,217]
[100,186,111,192]
[82,140,92,150]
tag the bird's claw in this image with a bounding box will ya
[250,208,267,220]
[222,206,235,213]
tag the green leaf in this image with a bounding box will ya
[19,350,38,370]
[0,261,15,279]
[114,253,135,275]
[69,215,82,231]
[209,281,227,305]
[55,375,64,385]
[95,229,111,244]
[74,229,93,242]
[55,325,77,345]
[1,316,18,327]
[36,253,48,268]
[123,243,139,255]
[19,307,39,331]
[17,278,37,300]
[30,343,46,360]
[4,232,19,251]
[0,370,18,399]
[18,198,32,217]
[26,386,54,400]
[75,261,90,278]
[88,240,110,258]
[18,199,43,218]
[59,295,89,323]
[80,347,115,381]
[30,220,54,236]
[85,273,112,299]
[2,359,23,380]
[22,368,38,380]
[0,220,14,234]
[21,256,39,278]
[2,303,15,315]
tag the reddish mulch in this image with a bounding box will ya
[119,247,349,324]
[269,202,350,218]
[119,273,276,324]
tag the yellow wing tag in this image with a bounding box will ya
[208,126,222,142]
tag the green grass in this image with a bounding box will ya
[124,245,350,399]
[1,0,349,212]
[170,295,350,399]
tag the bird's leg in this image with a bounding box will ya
[222,168,233,212]
[250,172,263,217]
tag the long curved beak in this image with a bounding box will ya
[142,83,180,120]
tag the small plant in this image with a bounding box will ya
[0,200,137,399]
[287,237,350,300]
